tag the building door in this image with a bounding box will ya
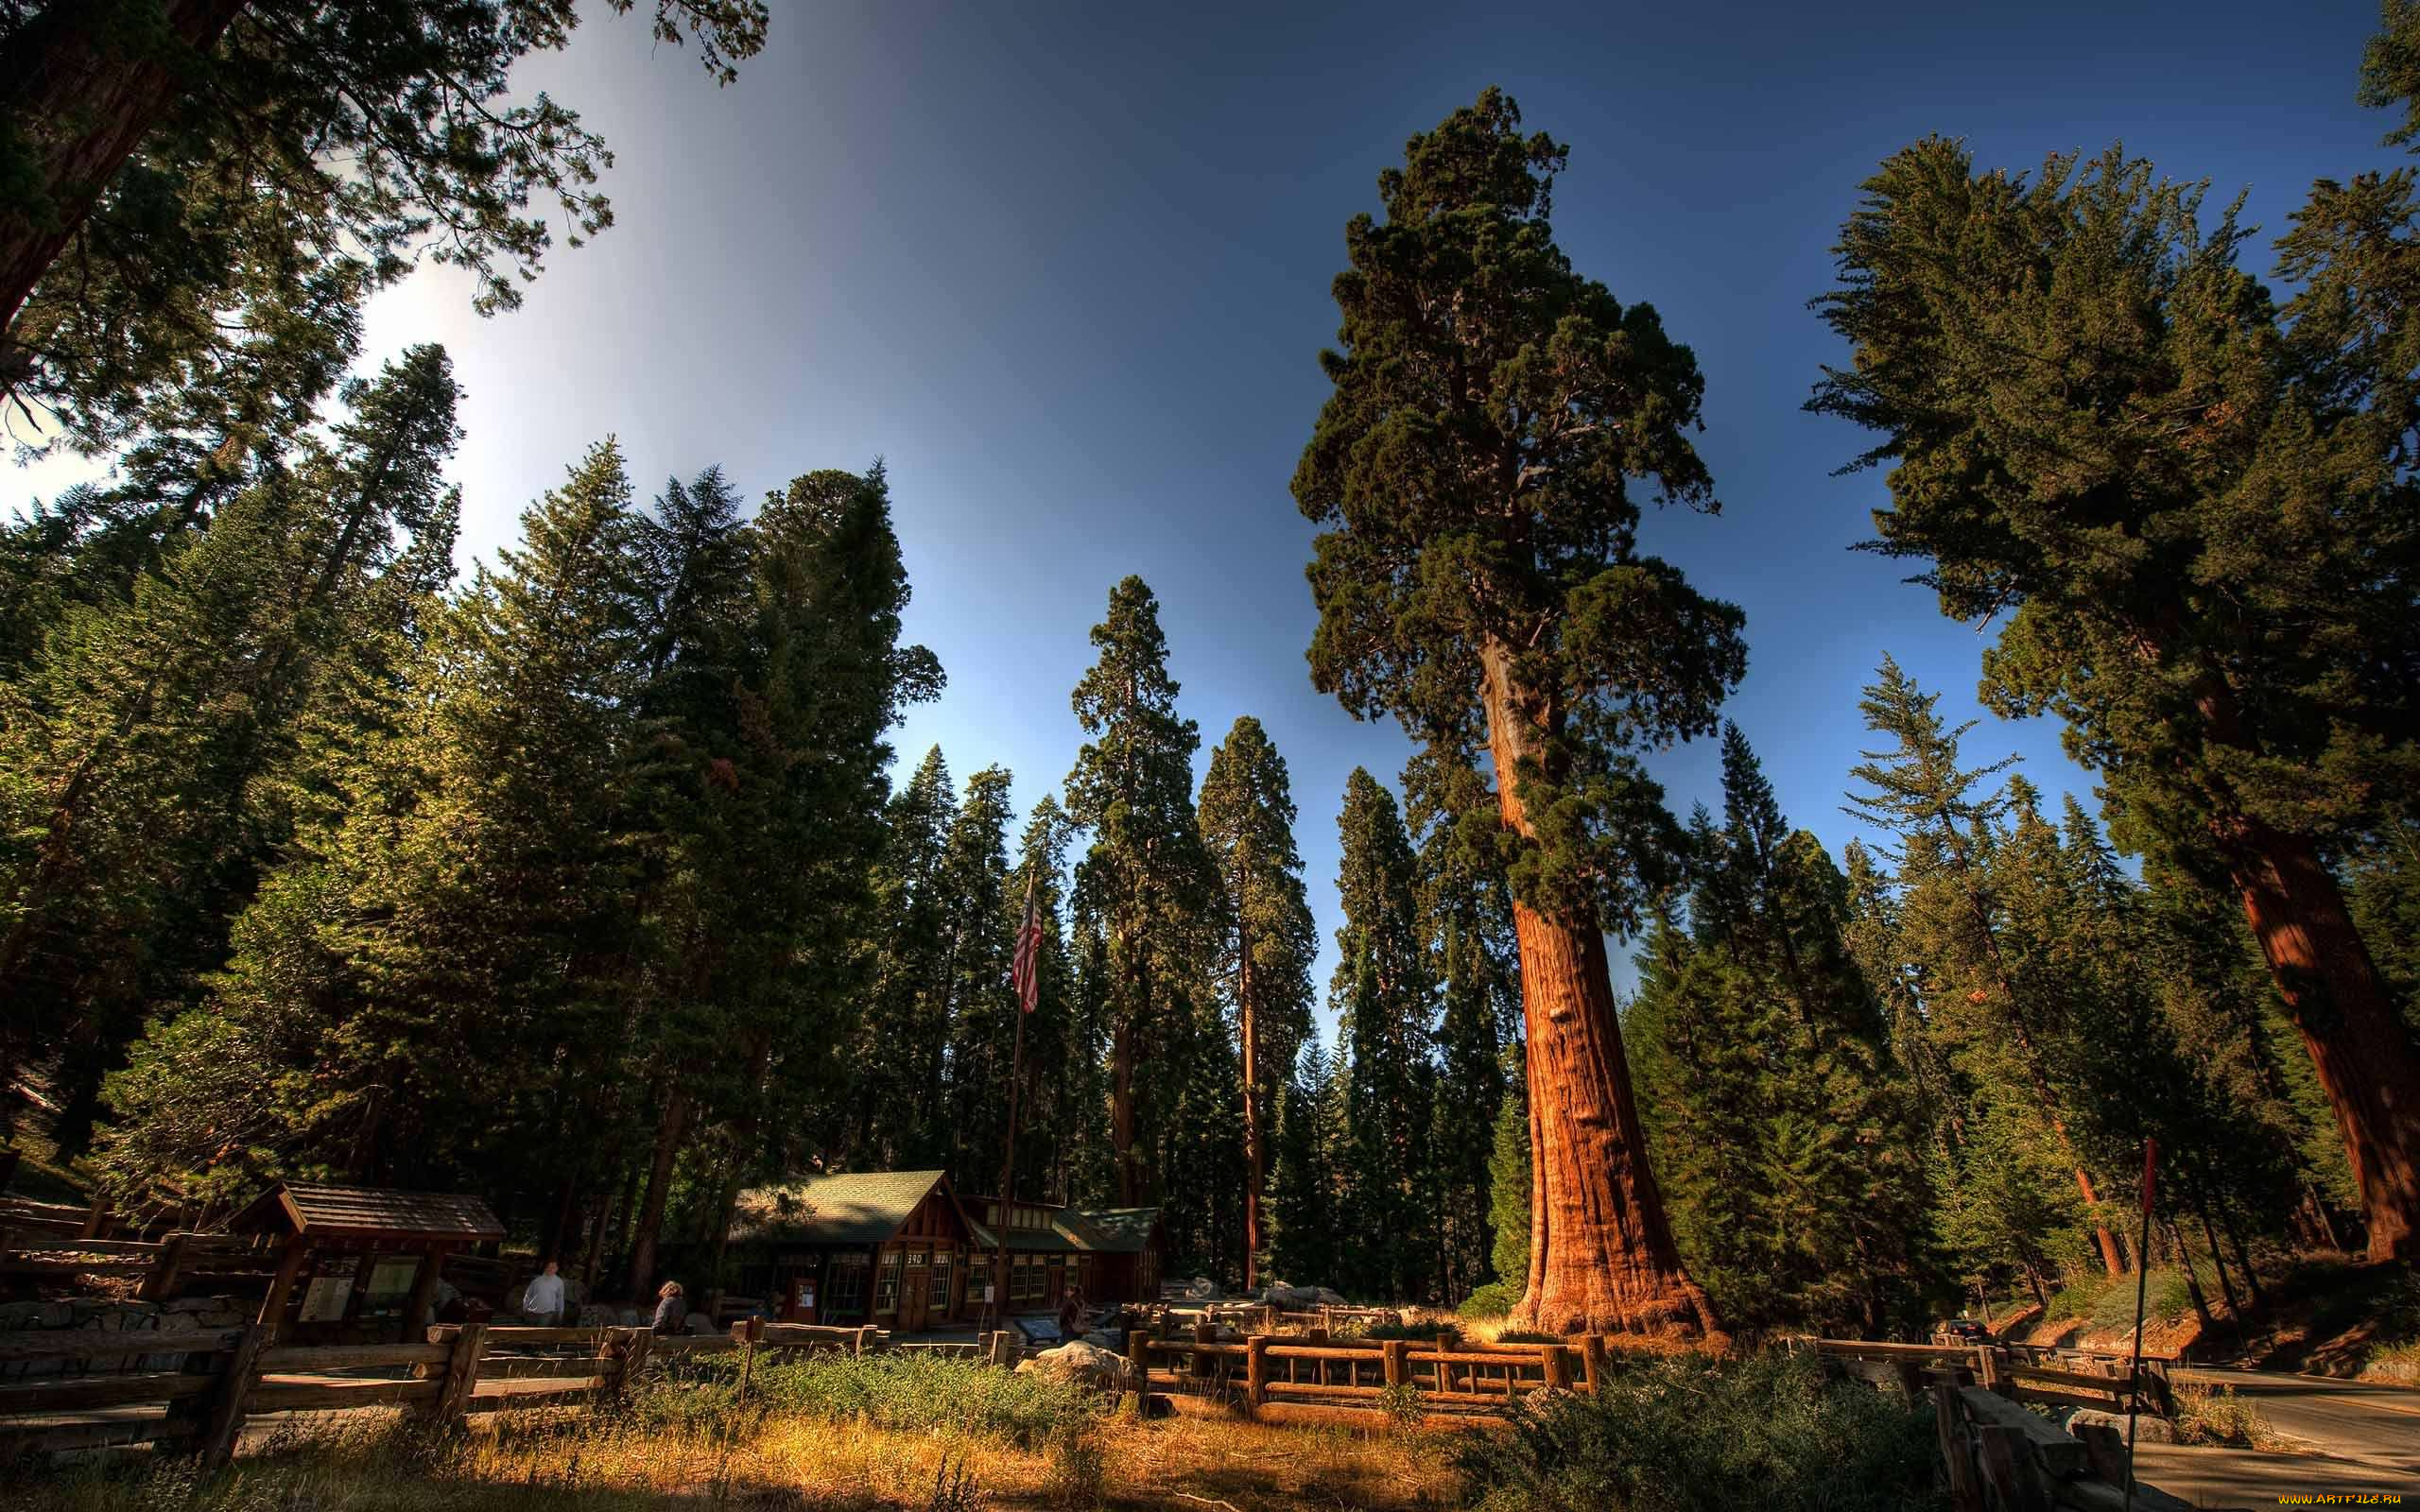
[901,1246,928,1332]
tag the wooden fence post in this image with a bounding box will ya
[141,1232,189,1304]
[1582,1333,1607,1395]
[430,1322,491,1429]
[1974,1346,2002,1397]
[1933,1384,1982,1512]
[1246,1335,1270,1407]
[198,1322,270,1470]
[1125,1330,1150,1415]
[610,1325,652,1400]
[854,1324,876,1358]
[1381,1338,1409,1391]
[1539,1342,1570,1391]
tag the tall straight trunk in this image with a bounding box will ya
[624,1082,691,1298]
[0,0,247,341]
[1480,643,1714,1339]
[1237,907,1262,1290]
[1111,1012,1138,1206]
[2192,1180,2241,1318]
[2163,1215,2215,1333]
[2219,815,2420,1263]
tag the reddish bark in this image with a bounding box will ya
[624,1081,690,1298]
[2222,816,2420,1262]
[1111,1013,1139,1206]
[1237,904,1262,1290]
[0,0,247,342]
[1480,642,1716,1340]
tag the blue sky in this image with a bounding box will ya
[10,0,2394,1015]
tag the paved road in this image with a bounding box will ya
[2133,1367,2420,1507]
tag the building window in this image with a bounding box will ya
[930,1257,952,1310]
[874,1250,903,1314]
[828,1253,867,1314]
[1012,1254,1046,1304]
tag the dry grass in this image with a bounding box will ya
[2169,1383,2291,1452]
[8,1404,1461,1511]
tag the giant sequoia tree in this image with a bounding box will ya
[1294,90,1745,1334]
[1810,129,2420,1260]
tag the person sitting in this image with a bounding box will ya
[651,1280,687,1335]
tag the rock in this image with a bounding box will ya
[1017,1339,1135,1393]
[687,1314,717,1335]
[2066,1408,2175,1444]
[618,1309,646,1328]
[0,1301,74,1331]
[578,1303,618,1328]
[1184,1276,1221,1300]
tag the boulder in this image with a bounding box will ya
[1017,1339,1136,1393]
[2066,1408,2175,1444]
[1184,1276,1221,1300]
[577,1303,618,1328]
[687,1314,717,1335]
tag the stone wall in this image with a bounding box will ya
[0,1295,251,1379]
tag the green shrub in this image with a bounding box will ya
[1453,1349,1937,1512]
[2043,1274,2114,1324]
[1461,1282,1518,1320]
[1495,1329,1562,1345]
[631,1351,1098,1449]
[1366,1320,1453,1342]
[2086,1270,2194,1332]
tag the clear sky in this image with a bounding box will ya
[10,0,2394,1016]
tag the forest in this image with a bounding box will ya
[2,0,2417,1361]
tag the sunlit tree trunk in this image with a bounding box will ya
[1481,644,1716,1339]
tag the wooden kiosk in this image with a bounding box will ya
[229,1182,505,1344]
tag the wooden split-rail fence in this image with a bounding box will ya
[1121,1326,1601,1429]
[0,1317,1021,1468]
[1802,1337,2175,1418]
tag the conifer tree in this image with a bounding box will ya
[1485,1063,1531,1297]
[0,344,461,1144]
[938,765,1019,1182]
[1845,658,2127,1277]
[1294,88,1744,1334]
[1330,768,1436,1300]
[1064,576,1216,1206]
[1270,1039,1341,1287]
[855,747,958,1167]
[1810,112,2420,1259]
[1196,715,1316,1285]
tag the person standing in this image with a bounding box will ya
[651,1280,686,1335]
[522,1259,566,1325]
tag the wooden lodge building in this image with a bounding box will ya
[722,1170,1165,1330]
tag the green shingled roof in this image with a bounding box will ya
[1078,1207,1162,1254]
[728,1170,949,1246]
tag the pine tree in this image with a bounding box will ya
[1484,1062,1530,1299]
[1196,715,1316,1286]
[1293,87,1744,1336]
[1270,1038,1341,1288]
[855,747,959,1167]
[938,765,1018,1184]
[1810,113,2420,1259]
[1064,576,1216,1207]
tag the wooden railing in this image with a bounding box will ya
[1805,1338,2174,1418]
[1122,1328,1602,1426]
[1934,1383,2192,1512]
[0,1316,1025,1468]
[0,1228,283,1296]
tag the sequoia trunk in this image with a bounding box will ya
[0,0,248,342]
[1480,642,1715,1339]
[1239,929,1262,1290]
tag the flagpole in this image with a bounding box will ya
[2123,1136,2158,1512]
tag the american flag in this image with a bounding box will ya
[1011,875,1043,1014]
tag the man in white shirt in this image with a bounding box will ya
[522,1260,565,1324]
